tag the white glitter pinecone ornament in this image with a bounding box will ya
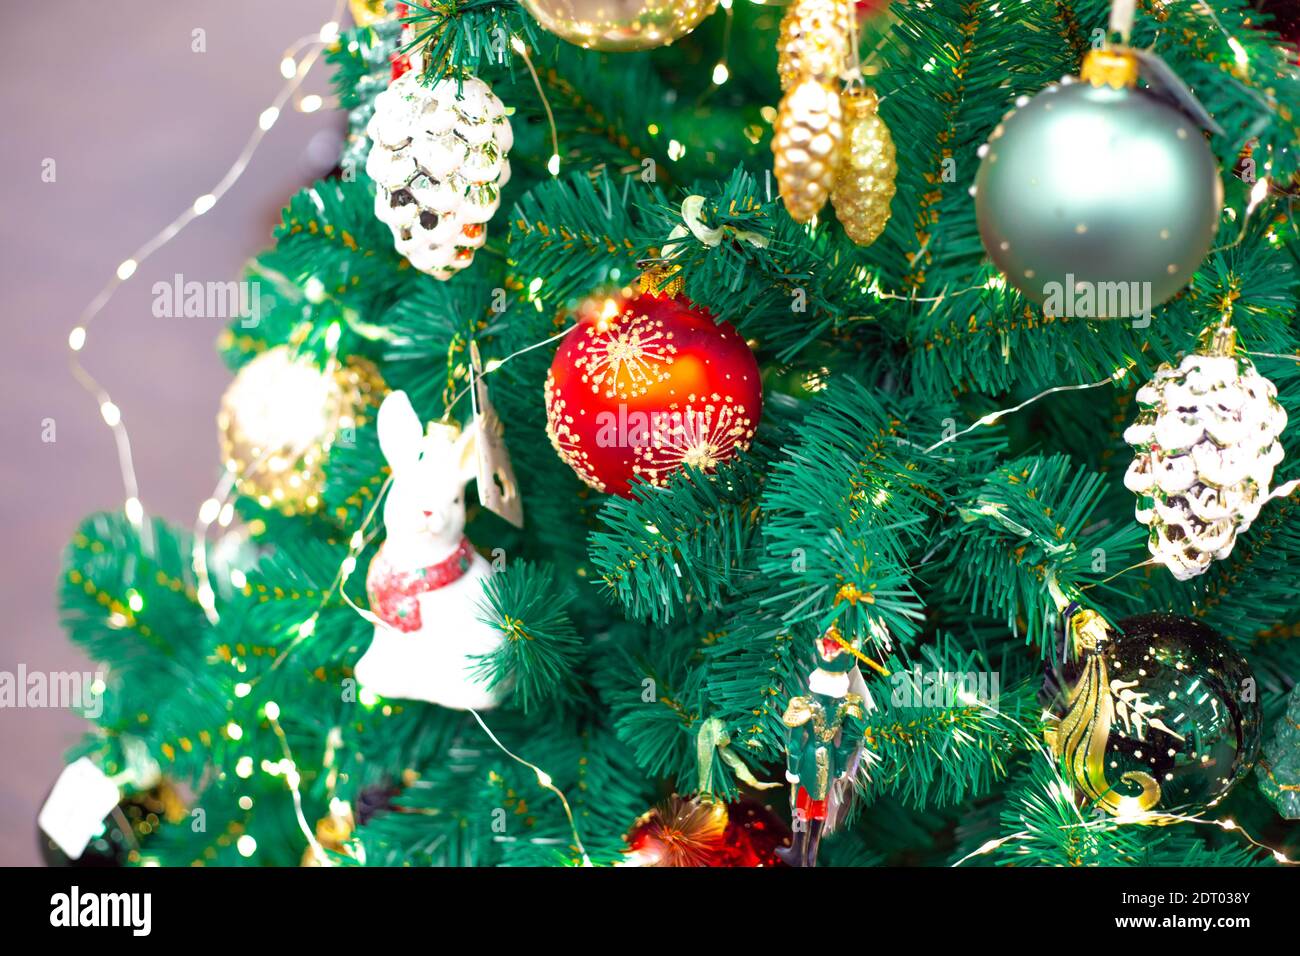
[1123,326,1291,580]
[366,71,512,280]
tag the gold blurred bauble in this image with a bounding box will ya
[348,0,391,28]
[777,0,852,92]
[302,801,357,867]
[218,346,385,516]
[830,86,897,246]
[518,0,718,52]
[773,77,842,223]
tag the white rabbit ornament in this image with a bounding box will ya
[355,390,505,710]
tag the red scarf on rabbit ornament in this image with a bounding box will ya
[366,537,476,633]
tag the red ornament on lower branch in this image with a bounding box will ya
[621,796,791,867]
[544,292,762,496]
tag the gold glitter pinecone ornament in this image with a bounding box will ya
[777,0,853,91]
[773,77,843,223]
[348,0,390,27]
[218,346,386,516]
[831,86,897,246]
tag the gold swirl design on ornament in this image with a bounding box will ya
[1056,647,1161,816]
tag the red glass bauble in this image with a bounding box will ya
[544,292,762,496]
[622,796,790,867]
[716,798,792,867]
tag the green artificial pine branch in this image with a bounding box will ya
[52,0,1300,868]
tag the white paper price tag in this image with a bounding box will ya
[470,341,524,528]
[38,757,121,859]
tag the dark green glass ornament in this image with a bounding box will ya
[1046,613,1260,818]
[974,67,1222,318]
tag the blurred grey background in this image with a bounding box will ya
[0,0,344,864]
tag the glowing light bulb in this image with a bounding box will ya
[68,327,86,351]
[193,194,217,215]
[199,497,221,524]
[1248,177,1269,215]
[258,107,280,131]
[116,259,137,280]
[1228,37,1248,67]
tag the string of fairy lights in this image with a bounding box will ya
[64,0,1300,865]
[65,1,596,865]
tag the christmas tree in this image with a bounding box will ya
[47,0,1300,869]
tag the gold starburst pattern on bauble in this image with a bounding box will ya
[777,0,852,91]
[575,310,679,400]
[218,347,386,515]
[544,292,763,497]
[831,86,897,246]
[630,400,756,487]
[544,370,606,493]
[773,77,843,223]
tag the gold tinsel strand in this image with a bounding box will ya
[774,77,843,224]
[831,86,897,246]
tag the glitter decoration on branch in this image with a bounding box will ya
[218,346,385,516]
[366,66,513,279]
[544,277,762,496]
[973,43,1222,315]
[776,0,851,93]
[772,0,852,223]
[1123,322,1294,580]
[830,84,895,245]
[348,0,391,28]
[1044,605,1261,820]
[519,0,719,52]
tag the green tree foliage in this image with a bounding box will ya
[57,0,1300,866]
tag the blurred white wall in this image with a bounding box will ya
[0,0,345,865]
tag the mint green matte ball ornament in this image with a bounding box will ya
[974,49,1222,318]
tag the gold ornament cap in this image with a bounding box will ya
[1080,47,1139,89]
[1197,320,1239,357]
[637,261,685,297]
[1066,606,1112,655]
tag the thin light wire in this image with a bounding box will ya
[443,324,580,417]
[510,38,561,174]
[923,366,1132,454]
[268,711,332,865]
[466,708,591,865]
[65,1,346,540]
[334,534,591,865]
